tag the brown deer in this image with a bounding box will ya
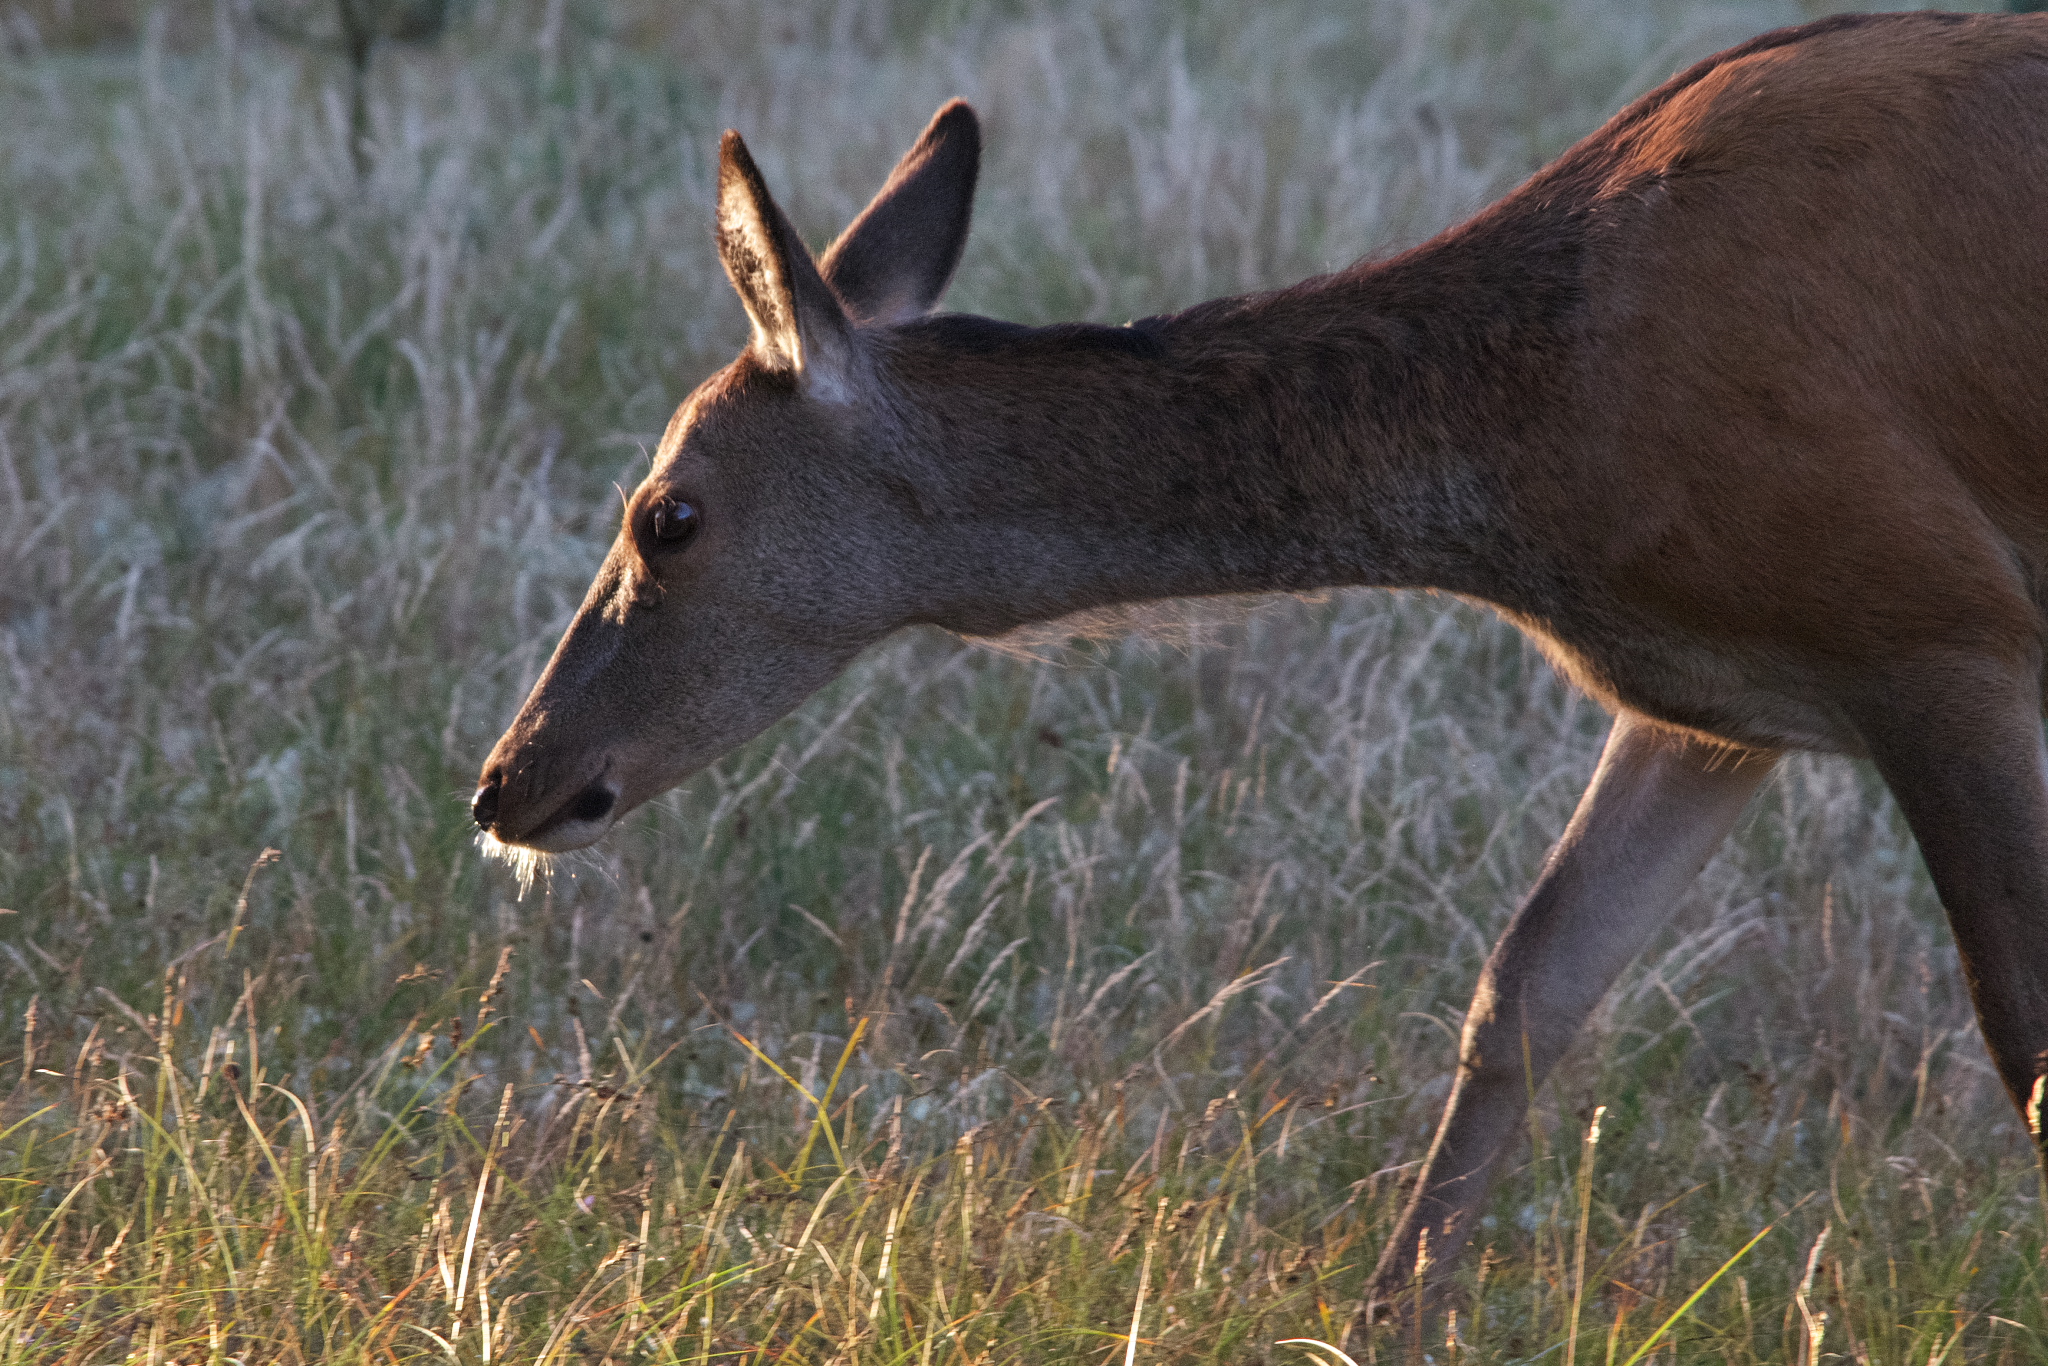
[473,11,2048,1312]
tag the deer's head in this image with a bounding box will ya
[473,102,981,853]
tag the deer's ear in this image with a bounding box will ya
[717,131,857,401]
[819,100,980,325]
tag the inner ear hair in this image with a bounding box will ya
[715,130,857,395]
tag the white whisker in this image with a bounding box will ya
[476,831,556,898]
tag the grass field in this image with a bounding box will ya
[3,0,2045,1361]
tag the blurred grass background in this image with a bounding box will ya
[2,0,2044,1360]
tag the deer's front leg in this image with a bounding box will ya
[1850,663,2048,1149]
[1364,710,1777,1319]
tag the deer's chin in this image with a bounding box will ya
[504,813,614,854]
[476,800,620,895]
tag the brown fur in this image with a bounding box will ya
[475,13,2048,1314]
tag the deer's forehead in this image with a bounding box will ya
[650,360,811,478]
[650,375,729,468]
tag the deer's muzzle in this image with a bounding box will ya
[472,764,621,852]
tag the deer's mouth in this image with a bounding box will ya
[473,770,621,853]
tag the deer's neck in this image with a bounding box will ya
[886,218,1581,635]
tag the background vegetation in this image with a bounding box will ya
[2,0,2043,1360]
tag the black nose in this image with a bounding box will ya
[568,781,616,824]
[471,781,500,831]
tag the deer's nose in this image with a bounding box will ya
[471,779,501,832]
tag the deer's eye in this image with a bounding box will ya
[647,498,700,548]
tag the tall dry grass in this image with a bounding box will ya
[2,0,2042,1361]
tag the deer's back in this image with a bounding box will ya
[1432,12,2048,747]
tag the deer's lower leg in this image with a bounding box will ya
[1363,711,1776,1319]
[1851,666,2048,1157]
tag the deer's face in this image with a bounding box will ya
[473,101,980,854]
[474,365,922,852]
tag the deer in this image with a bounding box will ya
[472,10,2048,1316]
